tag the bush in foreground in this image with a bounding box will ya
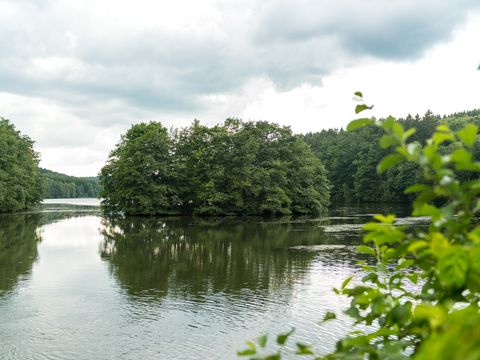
[238,95,480,359]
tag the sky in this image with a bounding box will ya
[1,0,479,176]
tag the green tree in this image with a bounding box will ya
[99,122,179,215]
[0,117,43,212]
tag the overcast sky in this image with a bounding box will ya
[1,0,480,176]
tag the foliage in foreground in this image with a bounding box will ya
[41,168,101,199]
[100,119,330,216]
[238,95,480,359]
[0,117,43,212]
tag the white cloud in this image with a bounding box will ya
[205,13,480,133]
[0,0,479,176]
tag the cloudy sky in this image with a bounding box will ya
[1,0,479,176]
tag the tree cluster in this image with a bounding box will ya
[0,117,43,213]
[303,110,480,203]
[100,119,330,216]
[41,168,101,198]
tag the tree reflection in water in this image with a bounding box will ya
[99,216,358,299]
[0,211,100,295]
[0,214,42,293]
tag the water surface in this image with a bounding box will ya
[0,201,412,359]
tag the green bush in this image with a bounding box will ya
[238,94,480,359]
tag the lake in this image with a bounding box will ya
[0,200,413,359]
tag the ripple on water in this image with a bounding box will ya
[0,208,384,359]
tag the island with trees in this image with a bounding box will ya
[99,119,330,216]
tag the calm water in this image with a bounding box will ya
[0,200,413,359]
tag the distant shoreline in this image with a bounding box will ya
[42,198,101,207]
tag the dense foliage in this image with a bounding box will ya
[41,168,101,198]
[238,97,480,359]
[100,119,330,216]
[304,109,480,203]
[0,117,43,212]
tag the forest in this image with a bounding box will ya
[41,168,102,199]
[304,109,480,203]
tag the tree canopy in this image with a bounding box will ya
[100,119,330,216]
[0,117,43,212]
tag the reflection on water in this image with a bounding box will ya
[99,217,330,297]
[0,204,413,359]
[0,214,42,294]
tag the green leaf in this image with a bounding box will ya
[264,354,281,360]
[397,258,414,270]
[321,311,337,323]
[414,304,446,330]
[404,184,430,194]
[437,247,469,289]
[467,245,480,290]
[430,232,449,256]
[258,334,268,348]
[432,131,455,145]
[457,123,478,148]
[467,226,480,243]
[379,134,398,149]
[373,214,396,223]
[413,204,442,221]
[347,118,375,131]
[341,275,354,289]
[354,91,363,98]
[377,153,404,173]
[295,343,314,355]
[357,245,375,256]
[408,240,428,253]
[406,142,420,156]
[450,148,475,170]
[436,124,450,132]
[403,127,416,141]
[276,329,295,345]
[355,104,374,114]
[408,273,418,284]
[236,349,256,356]
[415,307,480,360]
[237,341,257,356]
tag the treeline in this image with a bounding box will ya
[100,119,330,216]
[3,110,480,214]
[41,168,102,199]
[303,110,480,203]
[0,117,43,212]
